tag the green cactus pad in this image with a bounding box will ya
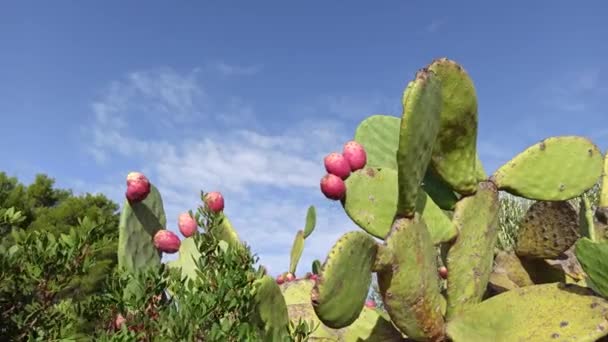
[354,114,458,210]
[488,251,534,292]
[492,136,603,201]
[354,114,401,170]
[446,283,608,342]
[209,214,241,249]
[289,230,305,275]
[445,181,499,319]
[281,280,405,341]
[575,238,608,298]
[580,196,596,241]
[252,275,290,341]
[396,69,442,216]
[377,216,445,341]
[601,151,608,207]
[475,153,487,181]
[515,201,580,259]
[311,231,377,328]
[427,58,479,194]
[303,205,316,238]
[166,236,201,281]
[312,259,321,275]
[118,184,166,274]
[343,167,456,243]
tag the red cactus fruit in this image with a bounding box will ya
[320,174,346,200]
[285,272,295,282]
[276,274,285,284]
[114,313,126,330]
[438,266,448,279]
[324,152,351,179]
[178,212,198,238]
[153,229,181,253]
[343,141,367,171]
[365,299,377,308]
[204,191,225,213]
[309,274,318,282]
[125,172,151,202]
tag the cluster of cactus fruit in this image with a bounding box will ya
[114,57,608,341]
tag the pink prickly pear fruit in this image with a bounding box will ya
[204,191,225,213]
[309,274,318,282]
[276,274,285,284]
[365,299,377,308]
[285,272,295,282]
[153,229,181,253]
[125,172,151,202]
[178,213,198,238]
[324,152,351,179]
[320,174,346,200]
[438,266,448,279]
[114,313,126,330]
[343,141,367,171]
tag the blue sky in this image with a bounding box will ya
[1,1,607,275]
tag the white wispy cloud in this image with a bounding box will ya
[78,66,377,275]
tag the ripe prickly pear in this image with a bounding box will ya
[324,152,351,179]
[285,272,295,282]
[178,213,198,237]
[125,172,151,202]
[438,266,448,279]
[365,299,377,308]
[320,174,346,200]
[309,273,318,282]
[114,313,126,330]
[343,141,367,171]
[204,191,225,213]
[153,229,181,253]
[276,274,285,284]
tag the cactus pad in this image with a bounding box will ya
[166,236,201,281]
[446,283,608,342]
[209,214,241,248]
[488,251,535,292]
[515,201,580,259]
[601,151,608,208]
[303,205,316,238]
[288,230,305,275]
[312,259,321,275]
[311,231,377,328]
[252,275,290,340]
[354,114,458,210]
[492,136,603,201]
[377,216,445,341]
[117,184,166,273]
[575,238,608,298]
[396,69,442,216]
[343,167,456,243]
[579,196,596,241]
[427,58,479,194]
[445,181,499,319]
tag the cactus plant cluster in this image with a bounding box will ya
[113,58,608,341]
[307,57,608,341]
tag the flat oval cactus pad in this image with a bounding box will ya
[515,200,580,259]
[492,136,603,201]
[312,231,377,329]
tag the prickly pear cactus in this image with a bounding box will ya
[311,57,608,341]
[117,184,167,274]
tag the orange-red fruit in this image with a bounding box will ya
[125,172,151,202]
[285,272,295,282]
[178,213,198,237]
[438,266,448,279]
[320,174,346,200]
[153,229,181,253]
[343,141,367,171]
[324,152,351,179]
[276,274,285,284]
[365,299,376,308]
[204,191,225,213]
